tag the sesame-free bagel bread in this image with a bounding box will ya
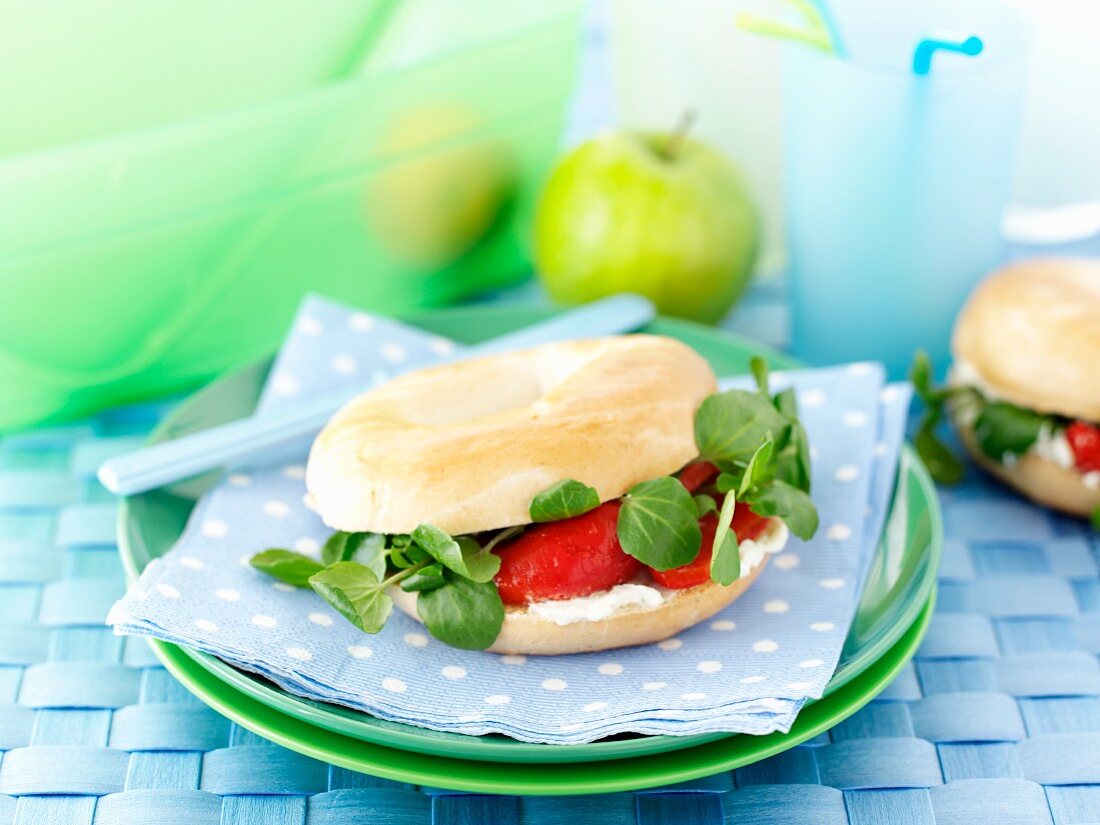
[305,335,717,535]
[952,258,1100,422]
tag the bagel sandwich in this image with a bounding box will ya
[250,335,819,655]
[917,259,1100,521]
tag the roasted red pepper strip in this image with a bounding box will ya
[493,502,641,606]
[678,461,719,493]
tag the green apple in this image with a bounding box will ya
[533,130,759,323]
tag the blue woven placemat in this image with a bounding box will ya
[1,377,1099,824]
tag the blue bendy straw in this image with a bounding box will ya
[98,294,656,497]
[912,34,983,75]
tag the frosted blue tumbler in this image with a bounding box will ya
[783,0,1027,377]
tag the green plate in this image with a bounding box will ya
[118,305,941,765]
[148,590,934,795]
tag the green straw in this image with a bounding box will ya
[735,0,840,54]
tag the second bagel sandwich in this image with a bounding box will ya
[250,335,820,654]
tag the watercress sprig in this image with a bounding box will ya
[617,476,702,569]
[911,350,1049,483]
[249,525,504,650]
[529,479,600,522]
[544,357,819,584]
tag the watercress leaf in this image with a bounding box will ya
[775,421,812,493]
[416,572,504,650]
[455,536,501,583]
[320,531,388,575]
[409,523,463,574]
[747,480,819,540]
[390,546,413,569]
[321,532,352,566]
[694,390,788,464]
[308,562,392,633]
[750,356,770,395]
[710,492,741,585]
[405,544,431,565]
[716,472,741,494]
[915,414,966,486]
[773,386,799,421]
[400,562,446,592]
[909,350,936,406]
[389,534,411,548]
[345,532,387,578]
[616,476,702,570]
[738,436,776,498]
[693,493,718,518]
[1091,505,1100,534]
[973,401,1046,460]
[410,524,500,583]
[529,479,601,522]
[249,549,325,586]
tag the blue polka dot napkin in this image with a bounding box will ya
[108,295,912,744]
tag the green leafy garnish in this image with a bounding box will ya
[909,350,975,485]
[1091,506,1100,534]
[692,361,818,555]
[710,492,741,585]
[773,386,798,419]
[529,479,601,523]
[747,480,818,540]
[750,356,771,396]
[973,402,1045,461]
[716,436,774,496]
[410,524,500,583]
[308,562,392,633]
[321,531,387,577]
[910,350,1057,484]
[693,493,718,518]
[914,414,966,486]
[694,390,788,465]
[399,562,446,593]
[417,571,505,650]
[389,541,429,570]
[249,549,325,586]
[617,476,702,570]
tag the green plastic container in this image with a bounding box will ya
[0,0,581,431]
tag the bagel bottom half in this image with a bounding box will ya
[957,425,1100,517]
[390,521,783,656]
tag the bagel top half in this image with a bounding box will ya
[305,335,717,535]
[952,258,1100,422]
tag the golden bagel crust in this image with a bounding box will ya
[952,258,1100,422]
[957,426,1100,517]
[306,335,717,535]
[390,554,774,656]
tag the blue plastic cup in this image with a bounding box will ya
[782,0,1027,377]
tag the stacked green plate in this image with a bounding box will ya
[117,306,941,794]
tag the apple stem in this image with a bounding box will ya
[662,110,697,161]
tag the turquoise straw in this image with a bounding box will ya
[912,35,983,75]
